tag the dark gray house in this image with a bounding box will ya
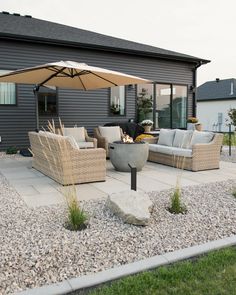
[0,11,209,150]
[197,78,236,132]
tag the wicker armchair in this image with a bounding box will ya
[94,127,124,157]
[29,131,106,185]
[57,127,97,149]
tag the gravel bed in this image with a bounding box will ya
[1,174,236,294]
[0,151,22,159]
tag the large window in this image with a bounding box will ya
[109,86,125,116]
[38,86,57,116]
[137,83,188,129]
[0,70,16,105]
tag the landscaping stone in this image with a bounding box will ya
[107,190,153,225]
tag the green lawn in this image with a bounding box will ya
[223,133,236,146]
[82,247,236,295]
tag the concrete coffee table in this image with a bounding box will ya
[109,141,149,172]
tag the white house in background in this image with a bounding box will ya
[197,78,236,132]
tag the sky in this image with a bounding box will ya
[0,0,235,86]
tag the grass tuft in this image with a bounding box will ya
[66,199,88,231]
[168,186,186,214]
[232,188,236,198]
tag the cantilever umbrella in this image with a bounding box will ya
[0,60,151,128]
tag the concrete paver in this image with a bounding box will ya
[0,156,235,208]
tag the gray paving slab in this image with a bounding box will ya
[32,184,59,194]
[91,178,131,194]
[8,176,56,187]
[21,192,64,208]
[136,174,172,192]
[75,183,108,201]
[1,156,236,208]
[14,185,40,196]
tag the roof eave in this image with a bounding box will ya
[0,33,210,65]
[197,97,236,102]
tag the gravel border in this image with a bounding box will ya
[1,171,236,294]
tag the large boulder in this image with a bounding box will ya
[107,190,153,225]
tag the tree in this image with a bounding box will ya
[228,108,236,126]
[137,88,153,122]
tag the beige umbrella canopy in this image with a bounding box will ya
[0,60,151,129]
[0,60,151,90]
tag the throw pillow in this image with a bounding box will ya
[66,136,80,149]
[173,130,193,148]
[190,131,214,146]
[98,126,121,143]
[63,127,86,142]
[158,129,176,146]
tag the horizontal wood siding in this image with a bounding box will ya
[0,40,195,150]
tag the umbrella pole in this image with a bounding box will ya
[33,85,40,131]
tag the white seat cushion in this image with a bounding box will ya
[77,142,94,148]
[149,144,173,155]
[158,129,176,146]
[190,131,214,147]
[98,126,121,143]
[171,147,192,158]
[173,130,193,148]
[64,127,86,142]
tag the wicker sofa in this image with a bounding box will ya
[28,131,106,185]
[148,129,223,171]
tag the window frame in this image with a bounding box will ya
[108,85,127,117]
[37,87,58,117]
[0,69,17,106]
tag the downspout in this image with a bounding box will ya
[192,61,202,117]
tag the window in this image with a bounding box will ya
[109,86,125,116]
[38,86,57,116]
[172,85,187,129]
[0,70,16,105]
[155,84,171,128]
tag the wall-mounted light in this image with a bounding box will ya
[189,85,196,93]
[128,84,135,90]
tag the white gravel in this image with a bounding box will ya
[1,170,236,295]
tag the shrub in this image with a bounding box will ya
[6,146,18,154]
[140,119,153,126]
[135,134,154,142]
[168,187,186,214]
[187,117,198,123]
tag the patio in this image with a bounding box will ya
[1,153,236,294]
[1,155,236,208]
